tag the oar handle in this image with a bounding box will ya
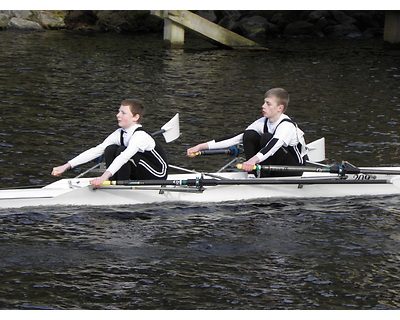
[236,164,259,170]
[191,150,229,156]
[190,146,241,157]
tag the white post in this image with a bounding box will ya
[384,11,400,49]
[163,18,185,48]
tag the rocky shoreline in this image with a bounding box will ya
[0,10,385,40]
[0,10,66,31]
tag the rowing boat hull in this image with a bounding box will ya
[1,170,399,209]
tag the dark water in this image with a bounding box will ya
[0,31,399,309]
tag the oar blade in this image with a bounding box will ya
[306,137,325,162]
[161,113,180,143]
[391,177,400,189]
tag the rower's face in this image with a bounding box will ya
[116,105,139,129]
[262,97,283,119]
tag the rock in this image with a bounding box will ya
[0,9,385,40]
[8,17,43,31]
[195,10,217,23]
[12,10,33,20]
[94,10,157,32]
[64,10,98,31]
[352,11,383,31]
[218,15,239,31]
[308,10,331,22]
[37,11,65,29]
[264,21,279,36]
[270,12,290,30]
[284,20,315,36]
[324,23,361,37]
[330,11,356,25]
[0,13,9,29]
[363,27,383,38]
[214,10,242,23]
[238,15,268,38]
[214,10,242,32]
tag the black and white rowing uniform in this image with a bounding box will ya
[68,124,168,180]
[207,114,307,176]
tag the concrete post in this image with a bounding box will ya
[163,19,185,49]
[151,10,266,50]
[384,11,400,49]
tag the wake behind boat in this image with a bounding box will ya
[1,165,400,209]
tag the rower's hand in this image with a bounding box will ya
[238,162,257,172]
[238,157,259,172]
[51,164,70,176]
[187,143,208,157]
[90,177,107,188]
[187,148,199,157]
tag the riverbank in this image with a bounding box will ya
[0,10,385,40]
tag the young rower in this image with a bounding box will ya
[52,98,168,187]
[187,88,307,177]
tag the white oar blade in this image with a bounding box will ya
[306,137,325,162]
[161,113,180,143]
[391,177,400,189]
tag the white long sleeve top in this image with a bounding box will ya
[68,124,155,176]
[207,114,306,163]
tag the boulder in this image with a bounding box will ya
[330,11,356,24]
[238,15,268,38]
[8,17,43,31]
[270,12,290,30]
[64,10,98,31]
[195,10,218,23]
[308,10,331,22]
[218,14,239,31]
[215,10,242,32]
[12,10,33,20]
[264,21,279,36]
[95,10,155,32]
[37,11,65,29]
[0,13,9,29]
[214,10,242,23]
[324,23,361,37]
[352,11,383,31]
[284,20,315,36]
[363,27,383,38]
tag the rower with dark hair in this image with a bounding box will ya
[51,98,168,187]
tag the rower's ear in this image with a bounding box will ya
[133,113,141,122]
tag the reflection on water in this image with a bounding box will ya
[0,31,399,310]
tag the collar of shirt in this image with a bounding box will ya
[120,124,142,145]
[267,114,289,133]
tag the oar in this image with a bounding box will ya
[168,164,232,180]
[151,113,180,143]
[188,138,325,162]
[75,162,102,178]
[236,164,400,176]
[306,137,325,162]
[189,146,242,157]
[100,177,395,187]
